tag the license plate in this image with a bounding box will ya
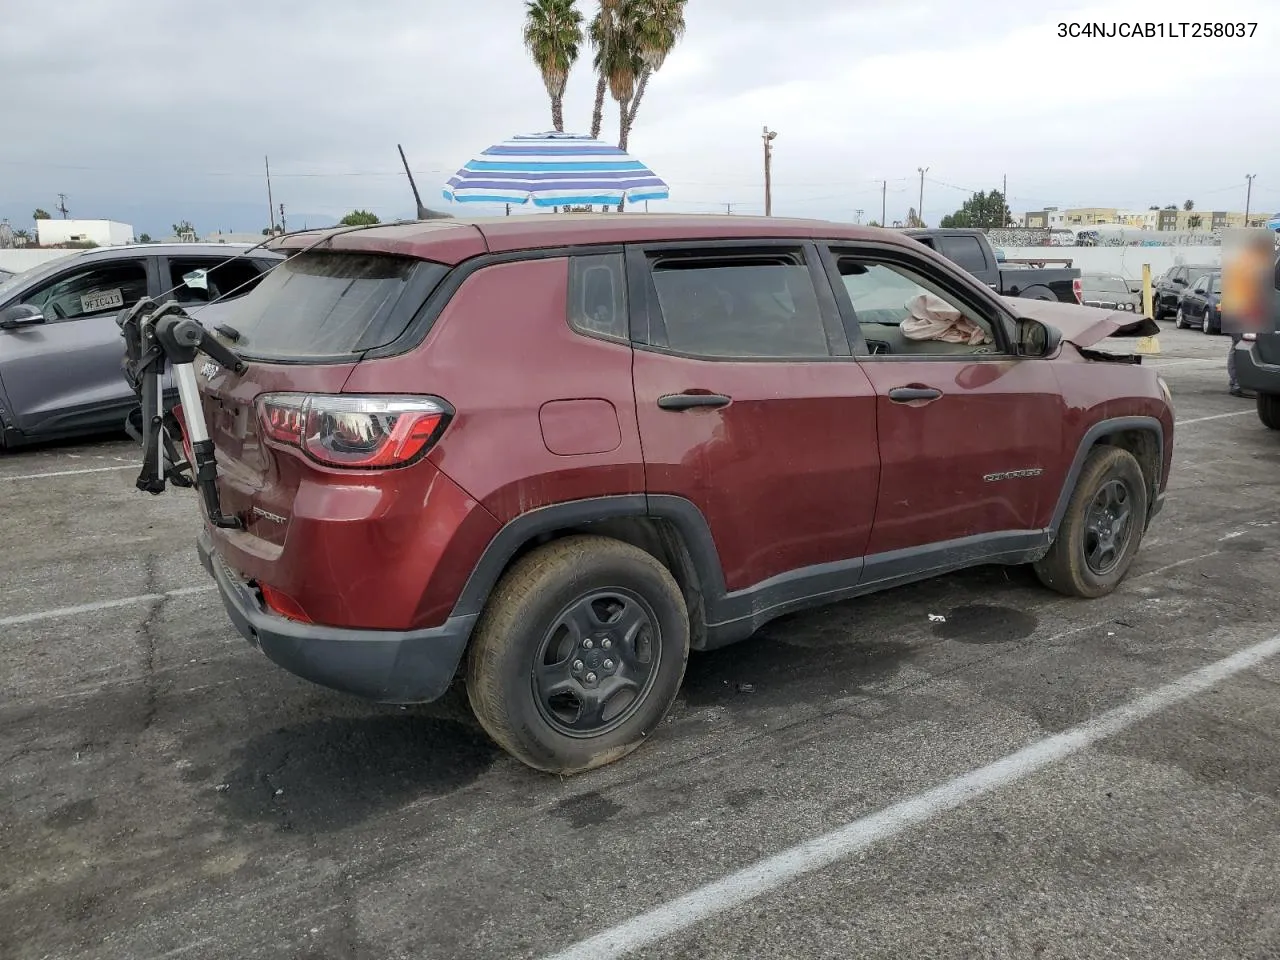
[80,288,125,313]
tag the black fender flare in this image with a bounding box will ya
[447,493,727,622]
[1048,415,1166,535]
[1017,285,1058,301]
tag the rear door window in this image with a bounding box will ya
[939,235,989,274]
[642,248,835,359]
[167,256,269,305]
[226,252,448,361]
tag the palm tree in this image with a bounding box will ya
[524,0,584,133]
[616,0,686,152]
[588,0,686,150]
[588,0,625,139]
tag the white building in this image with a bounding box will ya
[1116,209,1160,230]
[35,218,134,247]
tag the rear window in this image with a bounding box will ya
[1086,277,1128,293]
[226,252,447,360]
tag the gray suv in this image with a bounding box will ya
[0,243,282,448]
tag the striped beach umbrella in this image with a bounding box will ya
[442,131,669,208]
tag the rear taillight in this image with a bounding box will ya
[256,393,451,469]
[1072,278,1083,304]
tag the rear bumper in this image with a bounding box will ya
[1234,342,1280,395]
[197,529,476,704]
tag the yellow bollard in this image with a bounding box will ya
[1136,263,1160,354]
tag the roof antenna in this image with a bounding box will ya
[398,144,453,221]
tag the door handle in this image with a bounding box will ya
[887,386,942,403]
[657,392,732,411]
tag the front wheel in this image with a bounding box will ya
[1174,308,1187,329]
[465,535,690,775]
[1034,446,1149,599]
[1258,393,1280,430]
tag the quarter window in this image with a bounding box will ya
[644,250,831,359]
[568,253,627,341]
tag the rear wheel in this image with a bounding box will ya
[1258,393,1280,430]
[465,535,689,775]
[1034,446,1149,599]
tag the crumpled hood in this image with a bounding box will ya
[1001,296,1160,347]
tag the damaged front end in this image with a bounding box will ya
[1007,296,1161,363]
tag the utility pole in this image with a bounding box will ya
[56,193,69,219]
[279,203,287,234]
[1002,174,1008,227]
[265,155,276,235]
[881,180,887,227]
[854,208,864,225]
[762,126,777,216]
[917,167,929,227]
[725,202,735,215]
[1245,174,1256,225]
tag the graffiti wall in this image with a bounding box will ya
[999,245,1223,281]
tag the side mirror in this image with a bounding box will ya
[1016,318,1062,358]
[1172,277,1187,286]
[0,303,46,331]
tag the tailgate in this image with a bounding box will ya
[196,359,359,545]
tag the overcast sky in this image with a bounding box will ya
[2,0,1276,235]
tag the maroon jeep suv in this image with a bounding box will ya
[182,215,1173,774]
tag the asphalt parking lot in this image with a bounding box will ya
[4,325,1280,960]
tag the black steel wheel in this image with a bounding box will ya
[533,588,662,738]
[1034,445,1149,598]
[1082,478,1134,576]
[466,535,689,774]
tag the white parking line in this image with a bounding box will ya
[0,464,136,481]
[542,632,1280,960]
[1175,410,1254,426]
[0,585,216,628]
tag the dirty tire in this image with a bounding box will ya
[1034,445,1149,599]
[1258,393,1280,430]
[465,535,689,775]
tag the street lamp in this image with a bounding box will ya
[763,126,778,216]
[917,166,929,226]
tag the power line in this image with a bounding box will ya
[0,159,922,191]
